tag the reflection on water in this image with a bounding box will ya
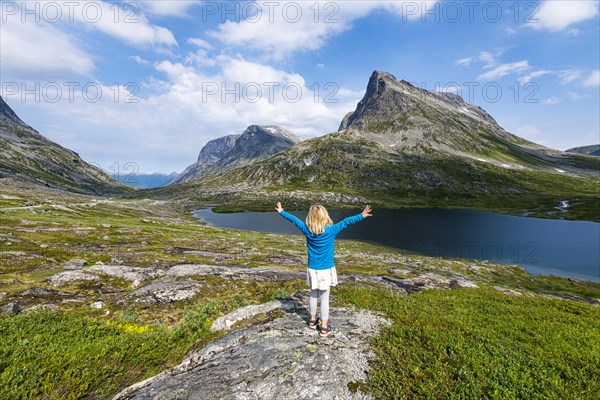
[193,207,600,283]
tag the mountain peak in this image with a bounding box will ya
[0,96,30,129]
[219,125,302,167]
[242,125,303,143]
[171,125,302,184]
[339,70,497,131]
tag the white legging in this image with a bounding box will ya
[310,288,330,321]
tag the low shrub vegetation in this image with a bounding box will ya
[338,286,600,399]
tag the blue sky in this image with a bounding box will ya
[1,0,599,174]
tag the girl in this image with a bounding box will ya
[275,202,372,337]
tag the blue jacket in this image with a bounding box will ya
[279,210,364,270]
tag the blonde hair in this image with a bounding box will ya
[306,204,333,235]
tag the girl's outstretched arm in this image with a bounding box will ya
[330,203,372,235]
[276,202,311,236]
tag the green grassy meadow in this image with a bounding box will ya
[1,182,599,399]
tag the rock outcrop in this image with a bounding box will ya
[48,270,100,286]
[43,261,480,305]
[166,264,305,281]
[128,279,203,304]
[113,291,390,400]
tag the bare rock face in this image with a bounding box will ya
[63,258,88,270]
[114,291,390,400]
[18,287,70,297]
[128,279,203,304]
[170,134,240,184]
[166,264,305,281]
[87,265,165,286]
[339,70,500,133]
[48,271,99,286]
[389,273,479,290]
[171,125,302,183]
[209,298,298,332]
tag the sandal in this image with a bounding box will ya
[308,317,320,330]
[318,324,332,337]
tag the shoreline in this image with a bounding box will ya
[192,206,600,284]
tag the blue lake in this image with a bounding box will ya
[193,207,600,283]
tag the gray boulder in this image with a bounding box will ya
[63,258,88,270]
[48,271,99,286]
[87,265,165,287]
[129,279,203,304]
[1,302,20,314]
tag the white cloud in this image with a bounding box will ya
[10,55,362,172]
[188,37,214,49]
[568,92,589,100]
[130,55,150,65]
[0,17,94,79]
[457,53,587,86]
[558,69,583,84]
[533,1,599,31]
[583,70,600,87]
[209,1,438,59]
[566,28,580,36]
[543,96,561,105]
[518,69,552,84]
[1,1,180,79]
[455,48,513,69]
[478,51,496,67]
[477,61,530,80]
[70,1,177,47]
[455,57,473,67]
[139,0,201,17]
[1,1,177,81]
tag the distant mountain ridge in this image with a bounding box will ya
[0,96,130,194]
[114,172,178,189]
[145,70,599,221]
[566,145,600,157]
[171,125,302,184]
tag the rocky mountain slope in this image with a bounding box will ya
[566,144,600,157]
[0,96,130,194]
[171,134,240,184]
[138,71,600,220]
[171,125,302,184]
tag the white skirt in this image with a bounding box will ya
[306,267,338,290]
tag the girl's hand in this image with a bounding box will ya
[275,202,284,213]
[362,203,372,218]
